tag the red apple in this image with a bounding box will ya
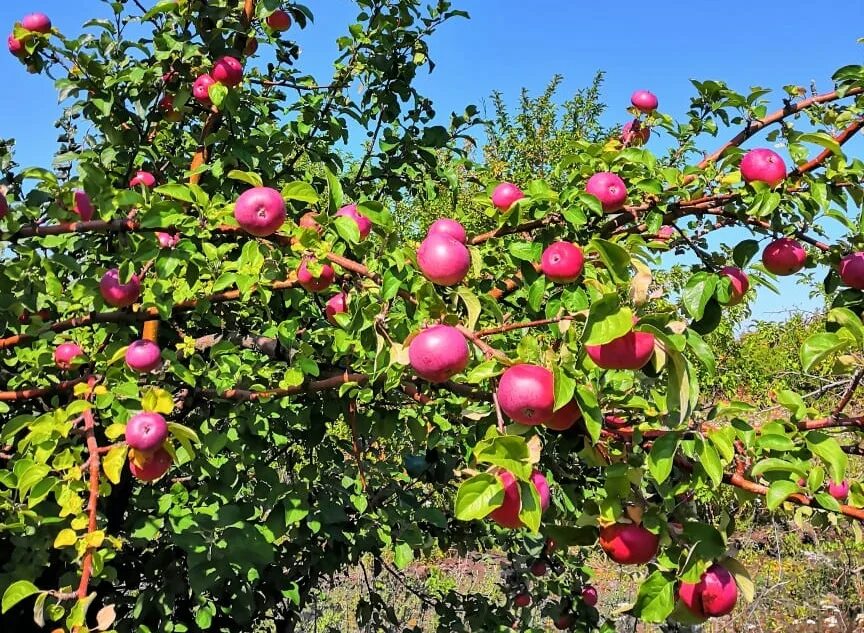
[553,614,574,630]
[762,237,805,275]
[839,252,864,289]
[544,400,582,432]
[73,190,93,221]
[212,55,243,87]
[297,258,335,293]
[427,218,467,244]
[125,412,169,453]
[129,446,172,482]
[514,592,531,608]
[828,479,849,501]
[100,268,141,307]
[266,9,292,31]
[408,325,470,383]
[54,342,84,370]
[491,182,525,211]
[0,194,8,218]
[298,211,321,233]
[192,73,216,105]
[125,340,162,373]
[156,232,179,249]
[679,563,738,618]
[497,364,555,425]
[325,292,348,325]
[7,34,24,57]
[630,89,658,113]
[21,13,51,33]
[417,233,470,286]
[604,415,629,429]
[598,523,659,564]
[585,172,627,212]
[244,36,259,56]
[129,171,156,188]
[488,469,550,529]
[541,241,584,283]
[335,204,372,240]
[234,186,286,236]
[740,148,786,188]
[586,330,655,370]
[621,119,650,145]
[719,266,749,306]
[581,585,598,607]
[529,560,547,577]
[656,225,674,241]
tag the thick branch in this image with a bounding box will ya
[0,377,88,401]
[77,395,100,599]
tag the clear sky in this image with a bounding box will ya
[1,1,863,321]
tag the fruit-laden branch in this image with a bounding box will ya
[456,325,511,363]
[788,117,864,179]
[0,376,88,401]
[476,316,576,338]
[77,385,100,599]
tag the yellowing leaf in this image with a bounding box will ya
[104,423,126,440]
[167,422,200,445]
[93,385,108,395]
[107,345,129,365]
[53,528,77,548]
[84,530,105,548]
[103,444,127,484]
[141,387,175,414]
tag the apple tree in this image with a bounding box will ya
[1,2,864,632]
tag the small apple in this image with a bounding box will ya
[656,225,674,241]
[7,34,24,57]
[234,186,286,236]
[73,190,93,221]
[408,325,470,383]
[586,330,655,370]
[630,89,658,113]
[828,479,849,501]
[125,340,162,373]
[297,258,335,293]
[129,446,172,482]
[129,171,156,188]
[125,411,169,452]
[497,364,555,425]
[839,252,864,289]
[266,9,292,31]
[488,469,550,529]
[159,94,182,122]
[553,614,574,630]
[541,241,584,283]
[544,400,582,432]
[719,266,749,306]
[298,211,322,233]
[621,119,650,145]
[598,523,659,564]
[491,182,525,211]
[544,537,557,553]
[100,268,141,307]
[427,218,467,244]
[244,36,259,56]
[581,585,598,607]
[335,204,372,240]
[192,73,216,105]
[417,233,470,286]
[212,55,243,87]
[604,414,628,428]
[679,563,738,618]
[762,237,805,275]
[325,292,348,324]
[156,232,179,249]
[514,592,531,608]
[21,13,52,33]
[585,172,627,212]
[740,148,786,188]
[54,342,84,370]
[529,561,547,577]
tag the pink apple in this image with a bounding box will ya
[244,36,259,56]
[586,172,627,212]
[582,585,598,607]
[335,204,372,240]
[719,266,749,306]
[125,340,162,373]
[599,523,659,565]
[54,342,84,370]
[544,400,582,431]
[621,119,650,145]
[7,34,24,57]
[541,242,584,283]
[125,412,169,452]
[740,148,786,188]
[679,563,738,618]
[630,89,658,113]
[839,252,864,289]
[762,237,805,275]
[656,225,674,240]
[192,73,216,105]
[408,325,470,383]
[129,447,172,482]
[488,469,550,529]
[828,479,849,501]
[297,258,335,293]
[417,233,470,286]
[100,268,141,307]
[129,171,156,188]
[497,364,555,425]
[298,211,321,233]
[586,330,655,370]
[266,9,292,31]
[491,182,525,211]
[73,190,93,221]
[156,232,179,249]
[21,13,51,33]
[212,55,243,87]
[325,292,348,324]
[427,218,467,244]
[234,186,286,236]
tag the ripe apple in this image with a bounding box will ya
[586,330,655,370]
[73,190,93,221]
[541,242,584,283]
[244,36,259,56]
[630,89,658,113]
[54,342,84,370]
[719,266,749,306]
[125,411,169,452]
[7,34,24,57]
[497,364,555,425]
[585,172,627,212]
[544,400,582,431]
[839,252,864,289]
[267,9,292,31]
[129,170,156,188]
[598,523,659,564]
[159,94,182,122]
[212,55,243,87]
[491,182,525,211]
[335,204,372,240]
[298,211,322,233]
[581,585,598,607]
[125,340,162,373]
[192,73,216,105]
[427,218,467,244]
[129,446,172,482]
[489,469,550,529]
[325,292,348,325]
[656,225,674,241]
[553,614,574,630]
[156,232,179,248]
[529,560,547,577]
[21,13,51,33]
[417,233,470,286]
[740,148,786,188]
[828,479,849,501]
[762,237,805,275]
[679,563,738,618]
[621,119,650,145]
[514,592,531,608]
[604,414,628,428]
[234,186,286,236]
[408,325,470,383]
[297,258,335,293]
[100,268,141,307]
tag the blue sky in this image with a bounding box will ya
[1,1,863,321]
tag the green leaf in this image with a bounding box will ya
[800,332,850,371]
[575,384,603,443]
[282,181,318,203]
[647,432,679,484]
[517,481,541,533]
[465,359,501,383]
[766,479,799,510]
[472,436,531,480]
[167,422,200,444]
[589,238,631,283]
[209,82,228,108]
[2,580,40,614]
[776,389,806,421]
[682,272,717,321]
[686,330,715,375]
[456,288,482,331]
[806,431,848,484]
[227,170,264,188]
[334,215,361,244]
[697,439,723,486]
[394,543,414,570]
[666,347,696,426]
[732,239,760,268]
[552,365,575,411]
[756,434,797,452]
[827,307,864,347]
[102,444,127,485]
[508,241,542,262]
[582,295,632,346]
[154,184,194,203]
[324,167,343,212]
[799,131,842,158]
[632,571,675,622]
[751,458,809,480]
[813,491,842,512]
[454,473,504,521]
